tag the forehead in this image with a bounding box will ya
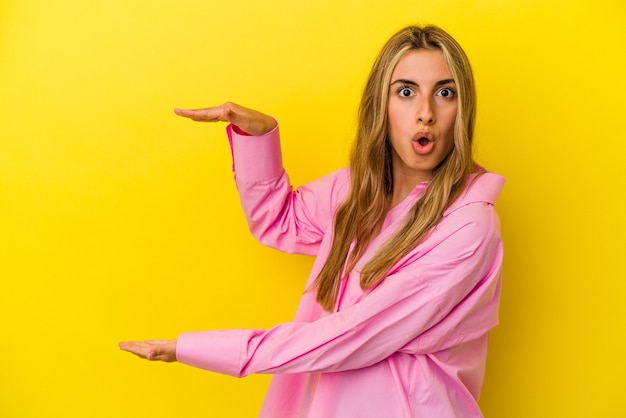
[391,49,452,82]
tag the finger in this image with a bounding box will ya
[119,341,177,362]
[174,106,226,122]
[119,341,151,359]
[174,102,245,123]
[119,341,140,351]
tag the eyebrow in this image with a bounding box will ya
[390,78,456,87]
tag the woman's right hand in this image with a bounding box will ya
[174,102,277,136]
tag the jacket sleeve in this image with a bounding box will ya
[176,202,503,377]
[227,124,348,256]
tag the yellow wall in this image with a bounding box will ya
[1,0,624,416]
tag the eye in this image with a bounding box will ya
[397,87,415,98]
[437,87,456,98]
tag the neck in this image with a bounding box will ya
[389,170,429,208]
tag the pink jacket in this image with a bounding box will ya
[176,124,505,418]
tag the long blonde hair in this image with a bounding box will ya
[313,25,478,311]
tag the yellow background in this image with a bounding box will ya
[1,0,624,416]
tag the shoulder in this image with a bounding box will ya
[444,172,505,217]
[418,172,505,257]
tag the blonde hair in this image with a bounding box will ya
[313,25,478,311]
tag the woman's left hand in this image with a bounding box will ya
[119,339,177,362]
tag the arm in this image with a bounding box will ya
[175,203,503,376]
[119,103,343,362]
[177,103,347,255]
[228,125,348,254]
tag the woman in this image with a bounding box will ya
[120,25,505,417]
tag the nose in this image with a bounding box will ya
[416,97,435,125]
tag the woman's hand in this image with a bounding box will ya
[174,102,277,136]
[119,339,177,362]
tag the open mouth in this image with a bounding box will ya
[412,133,434,155]
[417,137,431,147]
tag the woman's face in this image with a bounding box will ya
[387,49,458,184]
